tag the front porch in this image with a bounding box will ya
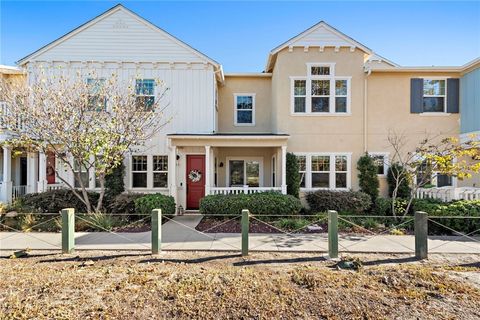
[168,133,289,210]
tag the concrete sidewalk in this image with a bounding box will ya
[1,215,479,253]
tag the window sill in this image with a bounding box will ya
[234,123,256,127]
[300,187,350,191]
[290,113,351,117]
[418,113,452,117]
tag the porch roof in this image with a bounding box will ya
[167,133,289,147]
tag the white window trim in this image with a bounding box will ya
[294,153,352,190]
[233,93,256,126]
[135,79,156,109]
[422,78,447,113]
[369,152,390,177]
[131,154,149,189]
[226,156,264,187]
[290,63,351,116]
[152,155,169,189]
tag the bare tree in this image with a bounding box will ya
[0,69,170,213]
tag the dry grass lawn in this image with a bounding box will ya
[1,251,479,319]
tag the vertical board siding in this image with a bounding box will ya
[460,68,480,134]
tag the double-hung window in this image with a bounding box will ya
[87,78,106,111]
[131,155,148,188]
[369,153,389,176]
[73,160,89,188]
[292,64,350,114]
[422,79,446,112]
[153,155,168,188]
[234,94,255,126]
[135,79,155,110]
[297,153,350,189]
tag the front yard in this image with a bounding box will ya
[1,251,479,319]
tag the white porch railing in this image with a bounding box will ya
[47,183,67,191]
[12,185,27,200]
[209,186,282,195]
[416,187,480,202]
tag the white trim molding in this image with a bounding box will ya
[233,93,256,126]
[225,156,264,187]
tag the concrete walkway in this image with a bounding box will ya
[1,215,479,253]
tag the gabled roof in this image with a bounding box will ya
[16,4,224,81]
[265,21,373,72]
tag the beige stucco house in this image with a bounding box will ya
[1,4,479,208]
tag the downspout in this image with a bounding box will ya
[363,66,372,153]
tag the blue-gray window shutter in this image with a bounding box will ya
[447,78,459,113]
[410,78,423,113]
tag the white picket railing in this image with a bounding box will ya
[209,186,282,195]
[12,185,27,200]
[47,183,67,191]
[416,187,480,202]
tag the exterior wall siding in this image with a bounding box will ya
[460,67,480,134]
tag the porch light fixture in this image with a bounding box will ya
[219,162,224,167]
[176,155,180,160]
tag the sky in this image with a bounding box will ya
[1,1,479,72]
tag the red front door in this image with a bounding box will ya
[186,155,205,210]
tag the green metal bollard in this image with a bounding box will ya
[151,209,162,255]
[415,211,428,260]
[328,210,339,259]
[61,208,75,254]
[241,209,250,256]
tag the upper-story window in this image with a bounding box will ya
[87,78,106,111]
[135,79,155,110]
[292,63,350,115]
[234,93,255,126]
[423,79,446,112]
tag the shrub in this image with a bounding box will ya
[305,190,371,214]
[387,163,411,198]
[412,199,480,234]
[275,218,310,231]
[18,189,100,213]
[199,191,302,216]
[81,213,125,231]
[357,154,379,202]
[105,162,125,198]
[107,193,145,214]
[286,153,300,198]
[134,193,176,216]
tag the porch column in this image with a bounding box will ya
[27,152,38,194]
[2,146,12,203]
[205,145,211,195]
[281,146,287,194]
[37,151,47,193]
[169,146,177,205]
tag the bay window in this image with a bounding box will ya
[296,153,351,189]
[291,63,350,114]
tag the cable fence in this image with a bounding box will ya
[0,209,479,259]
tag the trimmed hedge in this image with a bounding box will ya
[107,193,145,214]
[306,190,372,214]
[199,192,302,216]
[18,189,100,213]
[134,193,176,216]
[412,198,480,234]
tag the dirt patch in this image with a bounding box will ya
[1,251,479,319]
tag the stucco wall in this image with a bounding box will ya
[218,76,272,133]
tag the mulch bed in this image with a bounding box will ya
[196,217,326,234]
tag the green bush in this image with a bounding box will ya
[275,218,310,231]
[199,192,302,216]
[18,189,100,213]
[134,193,176,216]
[357,154,379,202]
[305,190,371,214]
[286,153,300,198]
[107,193,145,214]
[387,163,411,198]
[412,199,480,234]
[81,213,125,231]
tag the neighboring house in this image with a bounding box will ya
[0,4,479,208]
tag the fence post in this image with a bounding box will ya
[61,208,75,254]
[415,211,428,260]
[241,209,249,256]
[151,209,162,255]
[328,210,338,259]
